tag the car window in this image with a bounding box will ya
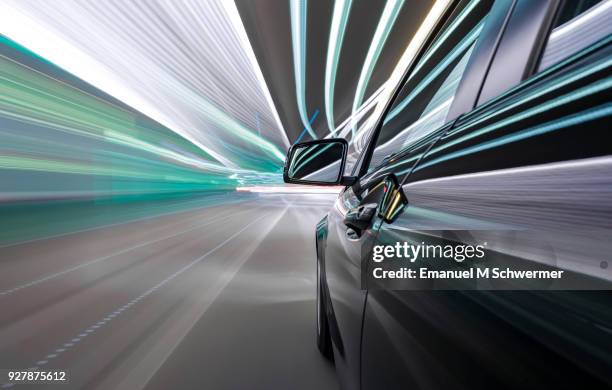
[538,0,611,71]
[346,104,378,176]
[366,0,494,173]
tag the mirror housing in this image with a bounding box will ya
[283,138,356,186]
[378,175,408,223]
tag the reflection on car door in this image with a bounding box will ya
[362,1,612,389]
[323,182,379,390]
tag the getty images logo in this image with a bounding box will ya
[372,242,487,263]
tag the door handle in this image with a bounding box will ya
[344,203,378,233]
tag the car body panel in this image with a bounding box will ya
[319,187,370,390]
[361,21,612,390]
[312,1,612,389]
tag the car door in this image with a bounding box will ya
[321,1,489,386]
[356,0,499,388]
[362,0,612,389]
[321,173,383,390]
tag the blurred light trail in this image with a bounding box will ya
[290,0,317,140]
[386,20,483,123]
[324,0,352,134]
[409,0,481,79]
[325,0,450,147]
[295,110,320,144]
[334,83,387,139]
[539,0,612,70]
[0,36,281,202]
[318,0,450,174]
[0,3,238,167]
[351,0,404,135]
[366,0,452,134]
[220,0,290,149]
[0,0,445,203]
[236,185,342,194]
[0,0,287,172]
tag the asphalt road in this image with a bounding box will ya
[0,193,339,390]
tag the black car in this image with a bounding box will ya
[284,0,612,389]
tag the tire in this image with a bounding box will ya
[317,258,333,360]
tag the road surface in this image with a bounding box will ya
[0,193,339,390]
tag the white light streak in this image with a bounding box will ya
[221,0,291,148]
[236,185,342,194]
[351,0,405,135]
[368,0,453,131]
[0,0,288,171]
[325,0,353,134]
[290,0,317,140]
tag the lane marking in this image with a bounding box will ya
[11,213,268,379]
[0,208,253,297]
[135,206,288,390]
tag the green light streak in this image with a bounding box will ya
[383,56,612,175]
[0,38,285,201]
[417,103,612,171]
[325,0,352,134]
[352,0,404,134]
[290,0,317,140]
[422,78,612,163]
[448,56,612,138]
[386,21,484,123]
[409,0,481,79]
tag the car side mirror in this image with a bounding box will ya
[283,139,356,186]
[378,174,408,222]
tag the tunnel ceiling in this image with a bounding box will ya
[0,0,434,177]
[236,0,433,143]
